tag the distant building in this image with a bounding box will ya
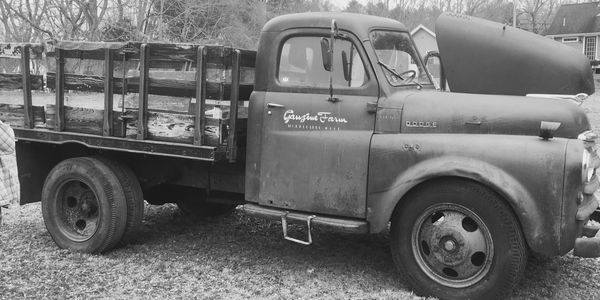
[410,24,437,57]
[545,2,600,69]
[410,24,441,81]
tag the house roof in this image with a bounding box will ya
[546,2,600,35]
[410,24,435,37]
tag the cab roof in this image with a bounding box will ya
[263,12,408,39]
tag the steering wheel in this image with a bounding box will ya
[398,70,416,82]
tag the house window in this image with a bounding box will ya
[584,36,597,60]
[562,37,577,43]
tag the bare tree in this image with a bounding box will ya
[464,0,486,15]
[519,0,556,33]
[0,0,49,41]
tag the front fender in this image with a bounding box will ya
[367,134,568,255]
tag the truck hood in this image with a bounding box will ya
[435,13,594,96]
[395,91,590,138]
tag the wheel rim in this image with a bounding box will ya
[56,180,100,242]
[411,203,494,288]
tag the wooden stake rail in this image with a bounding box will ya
[0,41,255,162]
[45,43,256,68]
[44,73,254,100]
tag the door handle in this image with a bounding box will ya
[267,102,285,108]
[366,101,377,113]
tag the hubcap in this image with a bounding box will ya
[411,203,493,288]
[444,240,456,251]
[56,180,99,241]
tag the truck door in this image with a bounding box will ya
[258,31,379,218]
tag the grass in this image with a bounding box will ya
[0,204,424,299]
[4,84,600,299]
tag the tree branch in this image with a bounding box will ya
[3,0,53,39]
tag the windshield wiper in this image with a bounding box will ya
[378,61,404,80]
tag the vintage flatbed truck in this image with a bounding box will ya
[2,11,600,299]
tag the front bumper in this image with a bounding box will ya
[573,194,600,257]
[573,132,600,257]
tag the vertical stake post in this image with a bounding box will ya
[227,50,241,162]
[55,47,65,132]
[194,46,207,145]
[21,44,33,129]
[137,44,149,140]
[103,48,114,136]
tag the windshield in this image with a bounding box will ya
[370,30,432,87]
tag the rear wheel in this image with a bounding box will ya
[390,179,527,299]
[41,157,128,254]
[94,157,144,244]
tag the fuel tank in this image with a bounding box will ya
[395,91,590,138]
[436,12,594,96]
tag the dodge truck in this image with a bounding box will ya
[1,12,599,299]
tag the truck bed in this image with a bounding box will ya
[0,41,256,162]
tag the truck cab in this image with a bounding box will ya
[246,12,435,218]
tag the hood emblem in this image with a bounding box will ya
[405,121,437,128]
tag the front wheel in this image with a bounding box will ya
[390,179,527,300]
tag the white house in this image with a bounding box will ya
[410,24,441,81]
[410,24,437,56]
[545,2,600,71]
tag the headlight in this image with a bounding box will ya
[579,130,599,183]
[583,150,595,182]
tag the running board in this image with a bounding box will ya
[238,204,369,245]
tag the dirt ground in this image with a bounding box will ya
[3,86,600,299]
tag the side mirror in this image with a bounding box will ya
[326,19,340,102]
[341,50,350,81]
[423,50,447,91]
[320,37,331,71]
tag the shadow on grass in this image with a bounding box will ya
[125,203,405,289]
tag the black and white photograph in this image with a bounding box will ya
[1,0,600,299]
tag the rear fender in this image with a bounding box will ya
[16,141,62,205]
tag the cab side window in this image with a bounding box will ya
[278,36,367,88]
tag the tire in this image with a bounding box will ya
[390,179,527,300]
[94,157,144,244]
[41,157,128,254]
